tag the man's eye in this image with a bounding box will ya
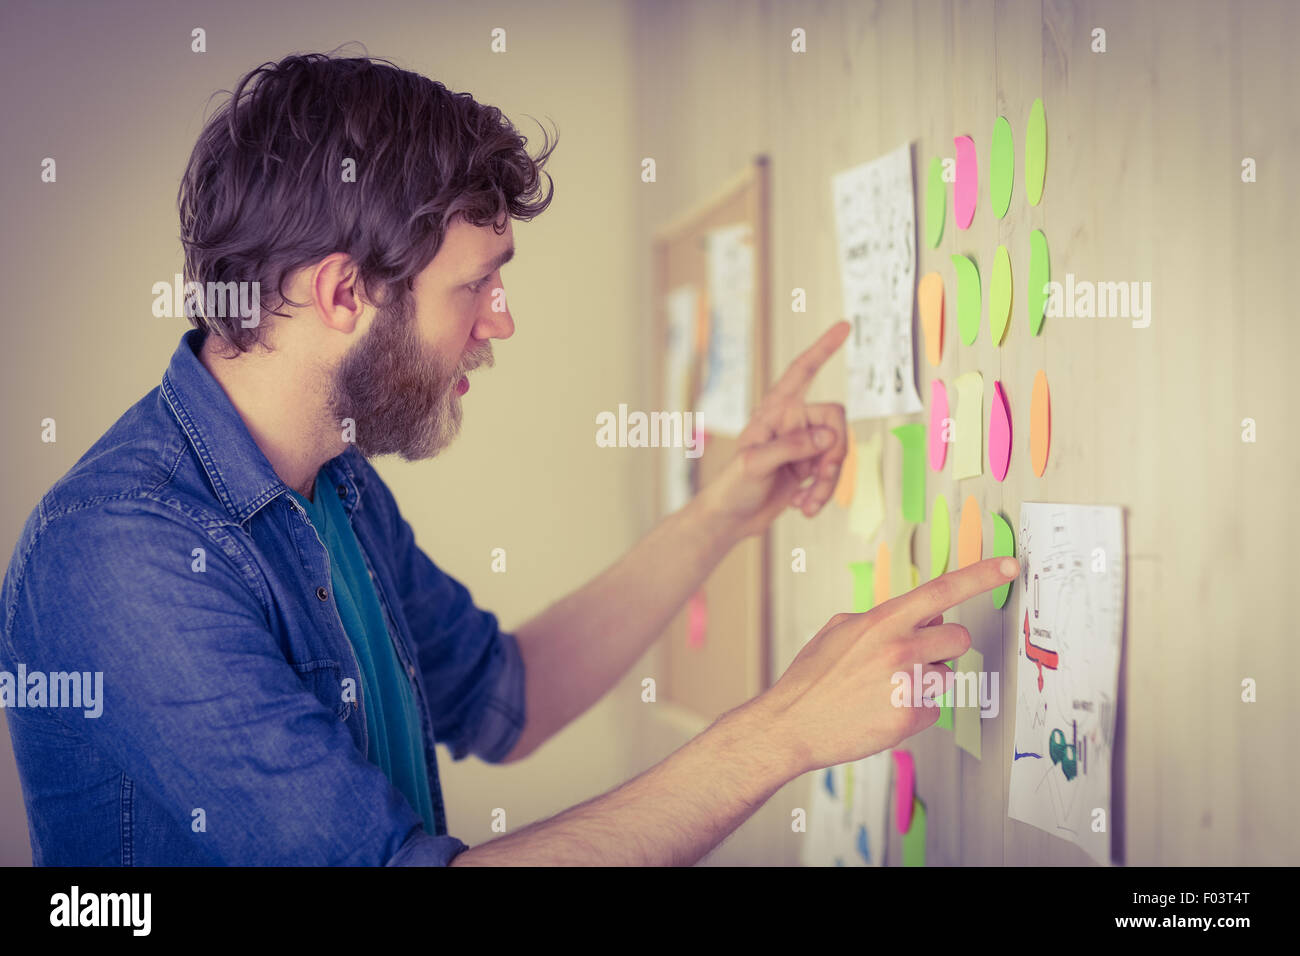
[469,276,493,293]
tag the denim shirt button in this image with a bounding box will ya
[315,586,329,601]
[336,484,347,500]
[407,664,415,678]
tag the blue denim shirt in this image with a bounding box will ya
[0,329,526,865]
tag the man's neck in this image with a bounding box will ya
[198,336,343,498]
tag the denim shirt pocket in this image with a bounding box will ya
[290,658,354,721]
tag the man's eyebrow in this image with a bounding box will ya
[473,246,515,276]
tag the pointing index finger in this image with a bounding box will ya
[901,556,1020,624]
[771,321,851,400]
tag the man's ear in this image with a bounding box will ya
[309,253,368,334]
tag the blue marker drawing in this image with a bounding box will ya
[1014,748,1043,760]
[856,825,871,863]
[823,768,835,796]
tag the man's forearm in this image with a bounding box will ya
[452,701,796,865]
[504,487,747,761]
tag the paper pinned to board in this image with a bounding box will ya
[925,156,946,249]
[662,285,699,515]
[1009,502,1125,866]
[928,379,949,472]
[695,223,754,436]
[832,143,922,420]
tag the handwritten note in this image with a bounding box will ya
[832,144,922,419]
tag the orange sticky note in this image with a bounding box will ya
[918,272,944,367]
[957,495,982,568]
[1031,369,1051,477]
[874,539,891,607]
[834,431,859,507]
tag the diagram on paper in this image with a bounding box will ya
[831,143,922,420]
[1008,502,1125,865]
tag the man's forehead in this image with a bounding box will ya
[440,217,515,269]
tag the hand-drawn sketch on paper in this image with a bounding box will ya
[1009,502,1125,865]
[831,143,922,420]
[801,752,892,867]
[695,223,753,436]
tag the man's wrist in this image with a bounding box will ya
[685,465,752,545]
[707,695,807,795]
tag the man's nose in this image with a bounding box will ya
[478,290,514,340]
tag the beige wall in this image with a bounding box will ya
[0,0,651,863]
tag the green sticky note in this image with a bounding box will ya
[953,649,983,759]
[936,659,955,729]
[1025,98,1047,206]
[902,797,927,866]
[929,494,950,580]
[1028,229,1050,336]
[991,512,1016,608]
[848,561,874,612]
[951,254,981,346]
[990,115,1014,218]
[926,157,946,248]
[989,244,1012,345]
[891,423,926,524]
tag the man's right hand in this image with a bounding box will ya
[753,556,1021,775]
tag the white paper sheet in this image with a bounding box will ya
[831,143,922,420]
[661,285,698,514]
[800,751,893,867]
[1008,502,1126,865]
[696,223,753,437]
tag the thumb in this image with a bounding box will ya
[741,427,835,478]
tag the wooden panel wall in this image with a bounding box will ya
[632,0,1298,865]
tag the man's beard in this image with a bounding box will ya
[327,293,492,461]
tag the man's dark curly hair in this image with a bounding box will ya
[178,48,557,353]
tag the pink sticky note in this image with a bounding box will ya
[989,380,1012,481]
[954,135,977,229]
[892,749,916,832]
[928,379,949,472]
[687,591,707,648]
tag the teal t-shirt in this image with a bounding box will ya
[289,474,437,835]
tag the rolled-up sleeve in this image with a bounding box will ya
[379,484,527,763]
[385,827,470,866]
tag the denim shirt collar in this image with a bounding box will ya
[160,329,367,528]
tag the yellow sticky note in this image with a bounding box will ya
[953,648,983,759]
[850,431,884,540]
[952,372,983,480]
